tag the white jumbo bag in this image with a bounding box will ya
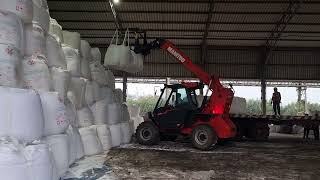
[79,127,103,156]
[0,87,44,142]
[66,126,76,165]
[80,40,92,60]
[63,45,81,77]
[109,124,122,147]
[120,122,131,144]
[46,34,67,69]
[0,0,33,23]
[81,57,91,80]
[21,56,51,91]
[92,125,112,151]
[100,86,116,103]
[90,99,108,125]
[105,70,115,89]
[128,50,144,73]
[121,104,130,122]
[49,18,63,43]
[32,0,50,32]
[23,143,57,180]
[50,67,71,100]
[104,29,132,71]
[69,77,87,109]
[106,103,121,125]
[90,61,108,86]
[91,47,101,62]
[114,88,123,103]
[65,99,78,127]
[77,107,94,128]
[128,105,140,118]
[62,31,81,50]
[39,91,70,136]
[25,23,46,57]
[85,81,100,106]
[0,11,24,50]
[0,44,20,88]
[44,134,69,177]
[0,138,29,180]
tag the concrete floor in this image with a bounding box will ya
[105,133,320,180]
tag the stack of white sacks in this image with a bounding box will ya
[0,1,132,179]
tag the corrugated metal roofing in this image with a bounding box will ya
[47,0,320,80]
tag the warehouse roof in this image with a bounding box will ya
[48,0,320,48]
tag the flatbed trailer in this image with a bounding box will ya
[230,114,320,140]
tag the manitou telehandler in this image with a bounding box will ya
[134,38,236,150]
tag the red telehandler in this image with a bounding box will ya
[134,38,236,150]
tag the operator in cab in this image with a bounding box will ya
[271,87,281,116]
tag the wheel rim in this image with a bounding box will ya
[140,127,153,141]
[195,130,208,146]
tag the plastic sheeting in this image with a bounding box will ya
[0,44,20,87]
[0,87,44,142]
[22,56,51,91]
[25,23,46,57]
[49,18,63,43]
[39,91,69,136]
[109,124,122,147]
[32,0,50,32]
[91,47,101,62]
[92,125,112,151]
[69,77,87,109]
[120,122,131,144]
[62,31,81,50]
[50,67,71,100]
[0,0,33,23]
[0,138,57,180]
[0,11,24,50]
[79,127,103,156]
[44,134,69,177]
[77,107,94,128]
[46,34,67,69]
[230,97,247,114]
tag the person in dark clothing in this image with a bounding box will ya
[271,87,281,116]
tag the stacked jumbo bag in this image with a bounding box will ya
[104,29,143,73]
[128,105,145,134]
[0,0,60,179]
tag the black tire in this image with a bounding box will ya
[136,121,160,145]
[191,125,217,150]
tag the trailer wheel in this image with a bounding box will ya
[136,121,160,145]
[191,125,217,150]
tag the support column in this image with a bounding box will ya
[122,72,127,102]
[261,79,267,115]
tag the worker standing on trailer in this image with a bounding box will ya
[271,87,281,116]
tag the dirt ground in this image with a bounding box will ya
[105,133,320,180]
